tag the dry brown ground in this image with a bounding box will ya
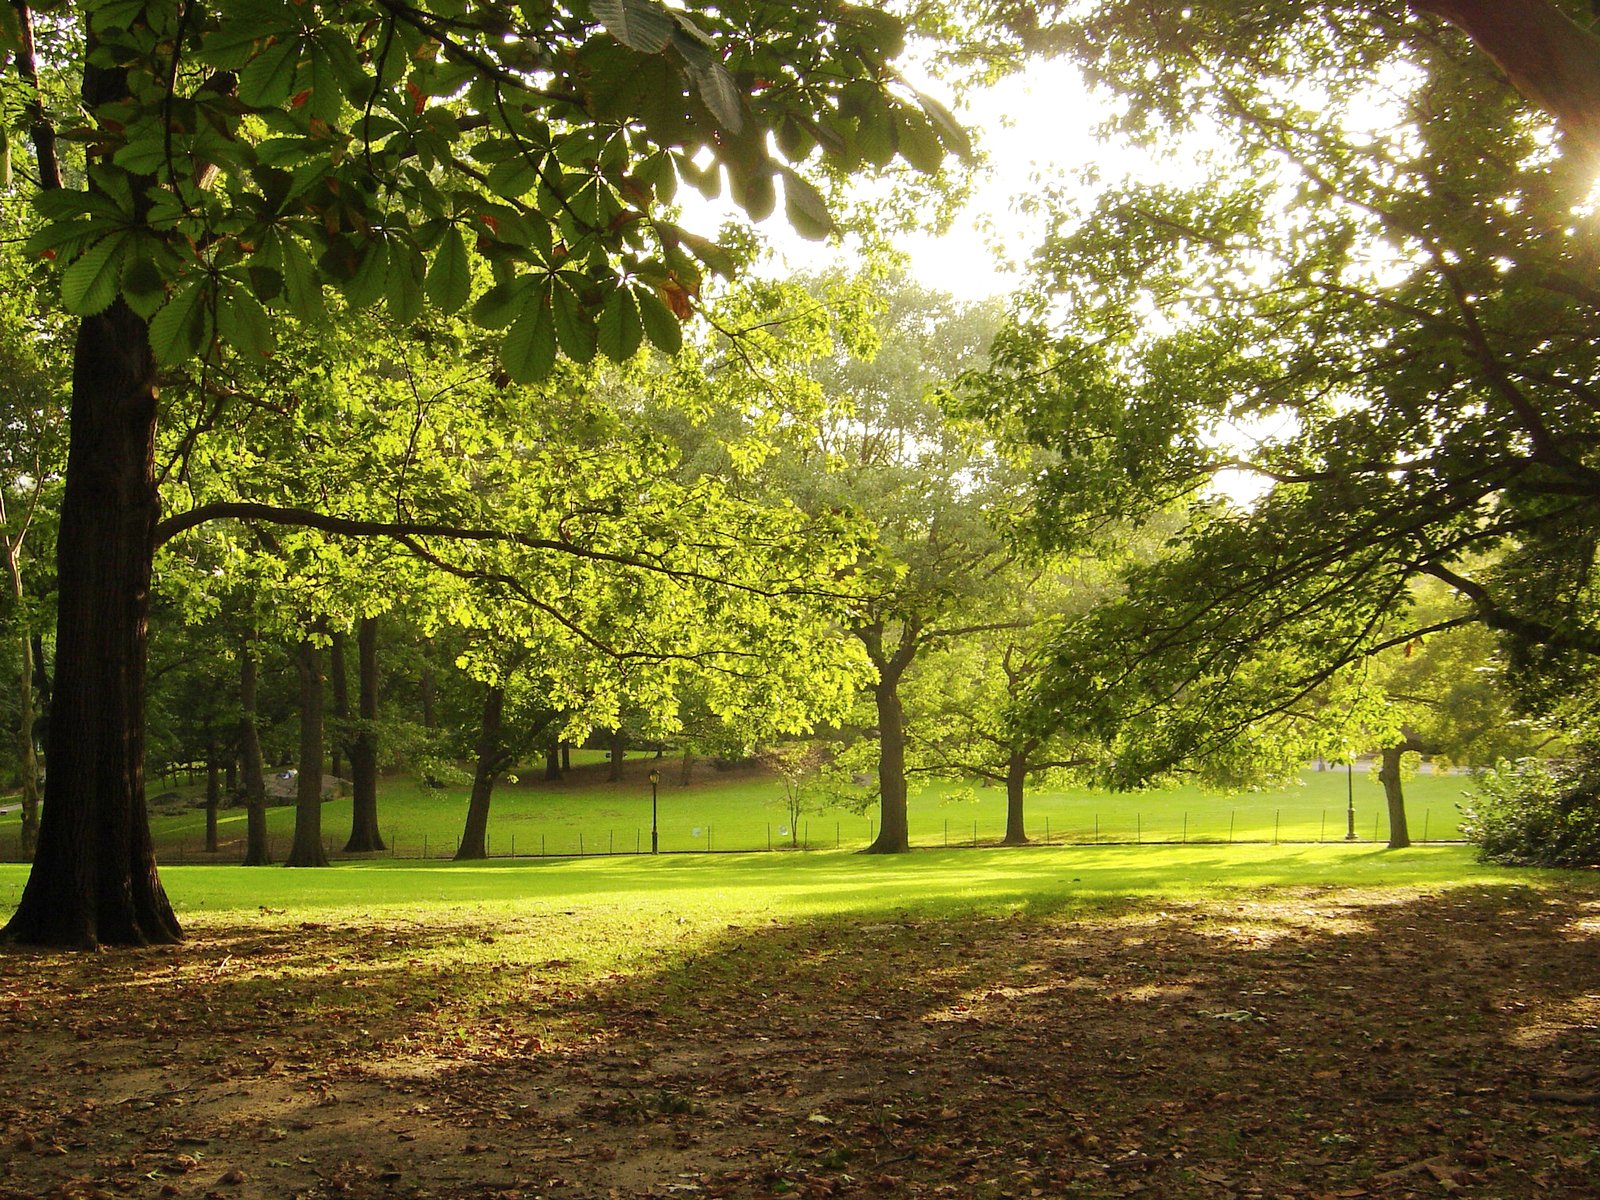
[3,883,1599,1200]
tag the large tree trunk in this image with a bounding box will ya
[456,685,505,861]
[328,629,349,780]
[1409,1,1600,155]
[1378,744,1413,850]
[865,676,911,854]
[678,747,695,787]
[543,733,562,781]
[285,638,328,867]
[560,741,571,771]
[1001,748,1029,846]
[6,546,40,860]
[239,640,271,865]
[344,616,384,852]
[1,303,178,947]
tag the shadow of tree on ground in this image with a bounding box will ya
[2,882,1598,1199]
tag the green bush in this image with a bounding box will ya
[1463,754,1600,867]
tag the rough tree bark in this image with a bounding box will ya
[1410,0,1600,156]
[239,637,271,865]
[456,685,507,861]
[560,741,571,771]
[204,729,221,853]
[1378,742,1419,850]
[1002,747,1030,846]
[0,299,178,946]
[344,616,385,852]
[860,622,918,855]
[285,638,329,867]
[543,734,563,781]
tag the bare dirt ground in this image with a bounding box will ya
[3,883,1599,1200]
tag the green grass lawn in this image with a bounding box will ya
[0,756,1478,864]
[0,843,1575,937]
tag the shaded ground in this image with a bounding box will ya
[3,883,1599,1199]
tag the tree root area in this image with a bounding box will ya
[3,883,1600,1199]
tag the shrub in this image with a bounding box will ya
[1462,753,1600,867]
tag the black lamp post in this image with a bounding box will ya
[649,767,660,854]
[1345,758,1358,840]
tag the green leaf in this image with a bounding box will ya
[501,289,558,383]
[917,92,972,161]
[634,285,682,355]
[426,226,472,313]
[61,234,129,315]
[688,61,742,132]
[148,281,210,367]
[780,167,833,240]
[596,287,642,362]
[385,238,425,323]
[280,235,326,320]
[217,285,275,359]
[238,37,303,109]
[552,282,598,362]
[590,0,675,53]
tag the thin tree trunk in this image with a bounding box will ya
[6,546,40,859]
[420,658,437,732]
[204,729,220,853]
[240,639,270,865]
[286,638,328,867]
[560,741,571,771]
[328,629,348,780]
[679,747,694,787]
[1001,748,1029,846]
[1379,744,1413,850]
[607,728,625,782]
[1,299,178,947]
[456,685,505,861]
[344,616,384,852]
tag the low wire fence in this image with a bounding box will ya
[23,804,1468,866]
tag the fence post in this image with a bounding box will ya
[1045,817,1050,846]
[423,834,428,859]
[542,833,546,857]
[1373,814,1380,842]
[1136,814,1141,845]
[944,818,948,847]
[767,823,771,851]
[609,831,614,855]
[1320,812,1326,843]
[512,833,516,858]
[1094,815,1099,844]
[1273,811,1280,845]
[1229,812,1234,844]
[1182,813,1187,844]
[833,820,838,849]
[579,832,584,856]
[972,820,978,848]
[1422,811,1429,843]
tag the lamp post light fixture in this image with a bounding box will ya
[649,767,660,854]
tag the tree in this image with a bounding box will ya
[2,0,970,946]
[907,566,1105,845]
[766,276,1020,853]
[979,3,1600,791]
[757,740,828,848]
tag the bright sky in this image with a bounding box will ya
[684,57,1110,299]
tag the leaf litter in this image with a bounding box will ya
[1,883,1598,1198]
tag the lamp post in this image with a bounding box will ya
[1345,758,1358,840]
[649,767,660,854]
